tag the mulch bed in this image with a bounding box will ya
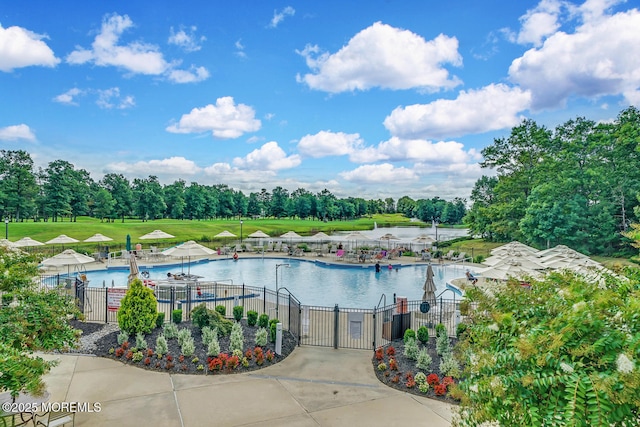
[372,338,461,404]
[71,320,297,375]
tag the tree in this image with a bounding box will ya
[0,150,38,221]
[101,173,133,222]
[0,248,80,398]
[92,188,116,222]
[163,180,186,219]
[117,278,158,335]
[453,269,640,426]
[132,176,166,220]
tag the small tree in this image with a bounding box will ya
[117,278,158,335]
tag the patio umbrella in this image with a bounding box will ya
[139,229,175,240]
[84,233,113,243]
[343,231,371,250]
[279,231,302,239]
[162,240,216,274]
[379,233,400,249]
[42,249,95,276]
[214,230,237,238]
[13,237,45,248]
[422,264,437,302]
[46,234,80,252]
[483,253,547,269]
[0,238,16,248]
[477,261,542,281]
[128,253,140,285]
[248,230,270,239]
[125,234,132,252]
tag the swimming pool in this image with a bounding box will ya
[84,258,468,308]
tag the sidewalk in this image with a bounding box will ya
[42,346,454,426]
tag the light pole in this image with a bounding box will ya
[275,263,290,318]
[240,219,243,244]
[4,218,8,240]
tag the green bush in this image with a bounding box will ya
[117,279,158,335]
[208,310,233,337]
[269,318,279,343]
[155,335,168,357]
[255,327,268,347]
[191,303,210,329]
[163,323,178,339]
[135,332,147,350]
[155,312,165,328]
[230,322,244,354]
[403,337,419,360]
[403,328,416,344]
[233,305,244,322]
[247,310,258,326]
[117,331,129,346]
[258,313,269,328]
[172,309,183,324]
[435,323,447,337]
[456,322,469,338]
[215,305,226,316]
[473,254,485,264]
[417,325,429,344]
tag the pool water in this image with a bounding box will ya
[85,258,468,308]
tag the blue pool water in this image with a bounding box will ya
[85,258,468,308]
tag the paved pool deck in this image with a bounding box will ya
[42,346,455,427]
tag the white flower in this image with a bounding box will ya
[572,301,586,311]
[616,353,634,374]
[559,362,574,374]
[469,384,479,393]
[487,323,499,332]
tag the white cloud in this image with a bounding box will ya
[268,6,295,28]
[350,137,475,166]
[166,97,261,139]
[66,13,208,83]
[516,0,563,46]
[168,26,205,52]
[233,141,301,170]
[53,88,85,105]
[96,87,135,109]
[203,162,276,182]
[105,156,201,175]
[509,4,640,109]
[339,163,418,184]
[384,84,531,139]
[296,22,462,93]
[167,66,209,83]
[297,131,363,158]
[0,124,36,142]
[0,23,60,72]
[235,39,247,58]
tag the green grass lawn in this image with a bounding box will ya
[5,214,425,252]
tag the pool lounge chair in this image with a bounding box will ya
[452,252,466,262]
[443,250,455,260]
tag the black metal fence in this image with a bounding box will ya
[38,276,461,351]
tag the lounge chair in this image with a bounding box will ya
[35,409,75,427]
[336,249,345,258]
[452,252,466,262]
[443,250,455,260]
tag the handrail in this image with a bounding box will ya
[376,293,387,310]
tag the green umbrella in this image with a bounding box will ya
[126,234,131,252]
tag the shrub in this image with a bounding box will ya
[269,318,279,343]
[403,337,419,360]
[155,335,168,357]
[403,328,416,344]
[172,309,183,324]
[181,337,195,357]
[427,373,440,385]
[155,312,165,328]
[375,347,384,361]
[265,350,274,362]
[439,353,461,378]
[229,322,244,354]
[417,326,429,344]
[177,328,192,347]
[232,305,244,322]
[135,332,147,350]
[389,358,398,371]
[117,331,129,346]
[191,303,210,329]
[209,310,233,336]
[207,335,221,357]
[416,348,433,371]
[255,327,268,347]
[456,322,469,338]
[132,351,143,363]
[414,372,427,385]
[215,305,226,317]
[435,323,447,337]
[246,310,258,326]
[258,313,269,328]
[201,326,216,347]
[386,346,396,356]
[163,323,179,339]
[436,333,450,356]
[117,279,158,335]
[377,362,387,371]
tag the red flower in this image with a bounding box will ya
[146,348,154,357]
[121,341,130,350]
[166,355,173,362]
[386,346,396,356]
[226,355,239,370]
[427,373,440,385]
[406,378,416,388]
[144,357,151,366]
[389,358,398,371]
[442,376,455,387]
[375,347,384,361]
[245,349,253,360]
[434,384,447,396]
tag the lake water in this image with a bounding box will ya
[86,257,469,307]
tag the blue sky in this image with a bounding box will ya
[1,0,639,201]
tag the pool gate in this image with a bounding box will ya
[38,275,461,350]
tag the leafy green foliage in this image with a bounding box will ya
[403,337,419,360]
[269,318,279,343]
[215,305,226,316]
[416,348,433,371]
[230,322,244,354]
[247,310,258,326]
[135,332,147,350]
[416,326,429,344]
[258,313,269,328]
[117,278,158,335]
[233,305,244,322]
[162,322,178,339]
[453,270,640,427]
[155,311,165,328]
[190,303,210,329]
[155,335,168,357]
[403,328,416,344]
[0,248,80,398]
[255,328,268,347]
[172,309,183,324]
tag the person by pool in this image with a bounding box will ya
[233,251,239,260]
[375,261,381,273]
[466,270,478,284]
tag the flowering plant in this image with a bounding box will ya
[385,346,396,356]
[427,373,440,385]
[453,270,640,427]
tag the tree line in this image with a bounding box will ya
[0,150,466,224]
[465,106,640,256]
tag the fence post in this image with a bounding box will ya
[263,286,266,314]
[372,307,377,350]
[288,294,291,332]
[333,304,339,349]
[105,289,108,323]
[170,286,175,314]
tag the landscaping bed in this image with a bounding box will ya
[372,334,461,404]
[71,319,297,375]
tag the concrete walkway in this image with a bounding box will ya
[42,346,454,426]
